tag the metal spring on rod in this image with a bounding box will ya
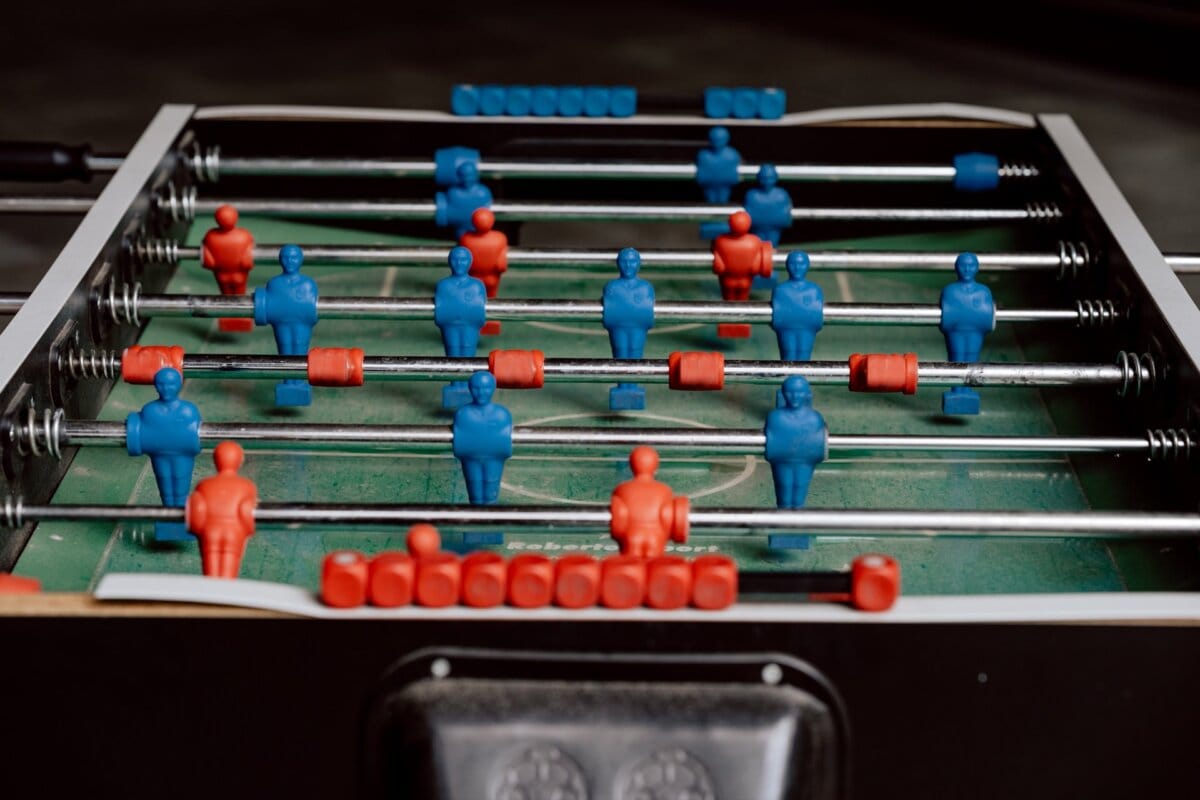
[1026,202,1063,222]
[1115,351,1157,398]
[1146,428,1195,462]
[999,162,1040,179]
[127,237,180,267]
[11,406,63,459]
[3,496,25,528]
[188,142,220,183]
[1057,241,1091,280]
[1076,299,1122,327]
[58,348,121,380]
[103,278,141,326]
[156,184,197,223]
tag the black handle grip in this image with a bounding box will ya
[0,141,93,182]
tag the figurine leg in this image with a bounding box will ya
[481,458,505,505]
[216,274,254,332]
[150,455,193,542]
[274,323,313,406]
[461,459,485,505]
[767,462,813,550]
[793,329,817,361]
[942,329,984,415]
[609,328,647,409]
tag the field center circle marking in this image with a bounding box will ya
[501,411,756,505]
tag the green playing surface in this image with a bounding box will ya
[13,217,1199,595]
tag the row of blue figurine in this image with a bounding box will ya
[247,242,993,416]
[435,244,995,415]
[432,129,1003,243]
[451,84,637,118]
[430,138,798,245]
[447,85,785,119]
[704,87,787,120]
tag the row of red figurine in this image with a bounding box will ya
[320,524,738,611]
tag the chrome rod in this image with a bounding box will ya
[88,153,1038,184]
[186,197,1060,224]
[82,154,125,174]
[0,196,95,213]
[57,419,1161,456]
[221,158,959,183]
[111,353,1143,389]
[89,292,1086,327]
[9,502,1200,539]
[1169,254,1200,274]
[150,242,1200,275]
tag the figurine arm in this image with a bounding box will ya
[610,495,629,538]
[238,495,257,531]
[713,250,727,275]
[187,493,208,534]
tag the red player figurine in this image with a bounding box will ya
[201,205,256,333]
[609,446,689,558]
[186,441,258,578]
[458,208,508,335]
[711,210,773,338]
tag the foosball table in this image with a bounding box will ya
[1,98,1198,798]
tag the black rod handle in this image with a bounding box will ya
[0,141,93,182]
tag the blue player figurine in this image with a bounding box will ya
[602,247,655,410]
[254,244,318,407]
[451,371,513,505]
[771,251,825,361]
[939,252,995,415]
[125,367,201,541]
[437,161,494,238]
[695,126,741,203]
[764,375,828,510]
[435,245,488,409]
[743,163,792,247]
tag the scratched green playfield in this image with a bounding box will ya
[14,216,1200,594]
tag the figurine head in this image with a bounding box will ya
[781,375,813,409]
[406,523,441,558]
[213,441,245,473]
[786,251,810,281]
[153,367,183,401]
[471,207,495,233]
[448,245,473,276]
[616,247,641,278]
[468,370,496,405]
[214,204,238,231]
[629,446,659,478]
[757,163,778,188]
[728,210,752,236]
[456,161,480,186]
[955,252,980,282]
[708,125,730,149]
[278,244,304,274]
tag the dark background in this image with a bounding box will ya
[0,0,1196,291]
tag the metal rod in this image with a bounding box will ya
[185,197,1060,224]
[57,419,1161,456]
[0,196,95,214]
[149,242,1200,275]
[10,502,1200,539]
[1169,254,1200,274]
[97,352,1139,389]
[220,157,963,183]
[86,291,1082,327]
[86,153,1037,185]
[82,154,124,174]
